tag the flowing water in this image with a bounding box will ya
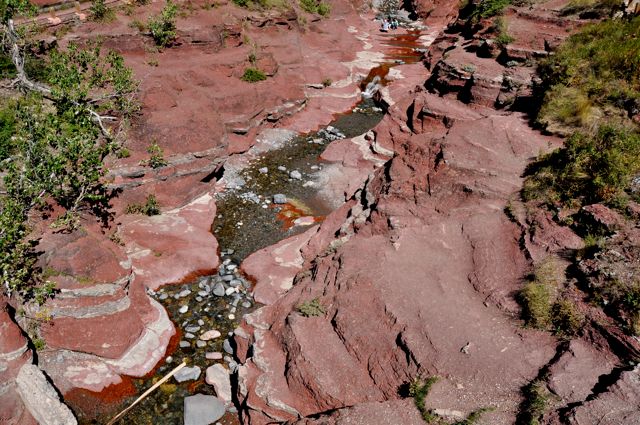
[67,27,427,425]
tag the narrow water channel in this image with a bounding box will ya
[68,26,427,425]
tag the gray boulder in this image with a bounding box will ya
[16,364,77,425]
[183,394,225,425]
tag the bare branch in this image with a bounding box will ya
[5,19,51,95]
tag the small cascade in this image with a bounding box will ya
[362,75,382,98]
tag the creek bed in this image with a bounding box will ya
[72,28,427,425]
[213,99,385,263]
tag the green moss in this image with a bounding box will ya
[241,67,267,82]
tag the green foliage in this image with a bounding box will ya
[148,0,178,47]
[495,32,515,46]
[322,78,332,87]
[453,408,494,425]
[523,126,640,208]
[33,336,46,351]
[297,298,325,317]
[550,298,583,336]
[520,282,553,329]
[0,101,16,161]
[537,17,640,132]
[143,141,167,168]
[299,0,331,16]
[90,0,114,21]
[519,257,560,329]
[241,67,266,82]
[125,194,161,216]
[593,279,640,335]
[471,0,511,19]
[517,380,550,425]
[409,376,440,423]
[0,0,35,22]
[0,43,137,302]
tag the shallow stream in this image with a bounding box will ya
[69,27,427,425]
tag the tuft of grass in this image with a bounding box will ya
[116,147,130,158]
[129,19,146,32]
[453,407,495,425]
[520,282,553,329]
[560,0,620,17]
[551,298,584,336]
[493,16,515,48]
[297,298,325,317]
[409,376,440,423]
[537,17,640,133]
[241,67,267,82]
[517,380,551,425]
[125,194,161,216]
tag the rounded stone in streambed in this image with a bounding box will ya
[174,366,201,383]
[183,394,225,425]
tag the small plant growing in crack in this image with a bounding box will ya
[297,298,325,317]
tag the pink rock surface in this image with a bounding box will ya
[0,301,36,425]
[236,96,561,424]
[242,225,319,305]
[120,192,219,290]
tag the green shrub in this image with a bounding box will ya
[33,337,46,351]
[143,141,167,168]
[241,67,266,82]
[0,103,16,161]
[471,0,511,19]
[409,376,440,423]
[520,282,553,329]
[297,298,325,317]
[125,194,161,216]
[322,78,332,87]
[453,408,494,425]
[148,1,178,47]
[537,17,640,132]
[523,126,640,208]
[495,32,515,47]
[517,380,550,425]
[317,1,330,15]
[299,0,330,15]
[90,0,114,21]
[551,298,583,336]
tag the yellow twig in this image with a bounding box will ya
[106,360,187,425]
